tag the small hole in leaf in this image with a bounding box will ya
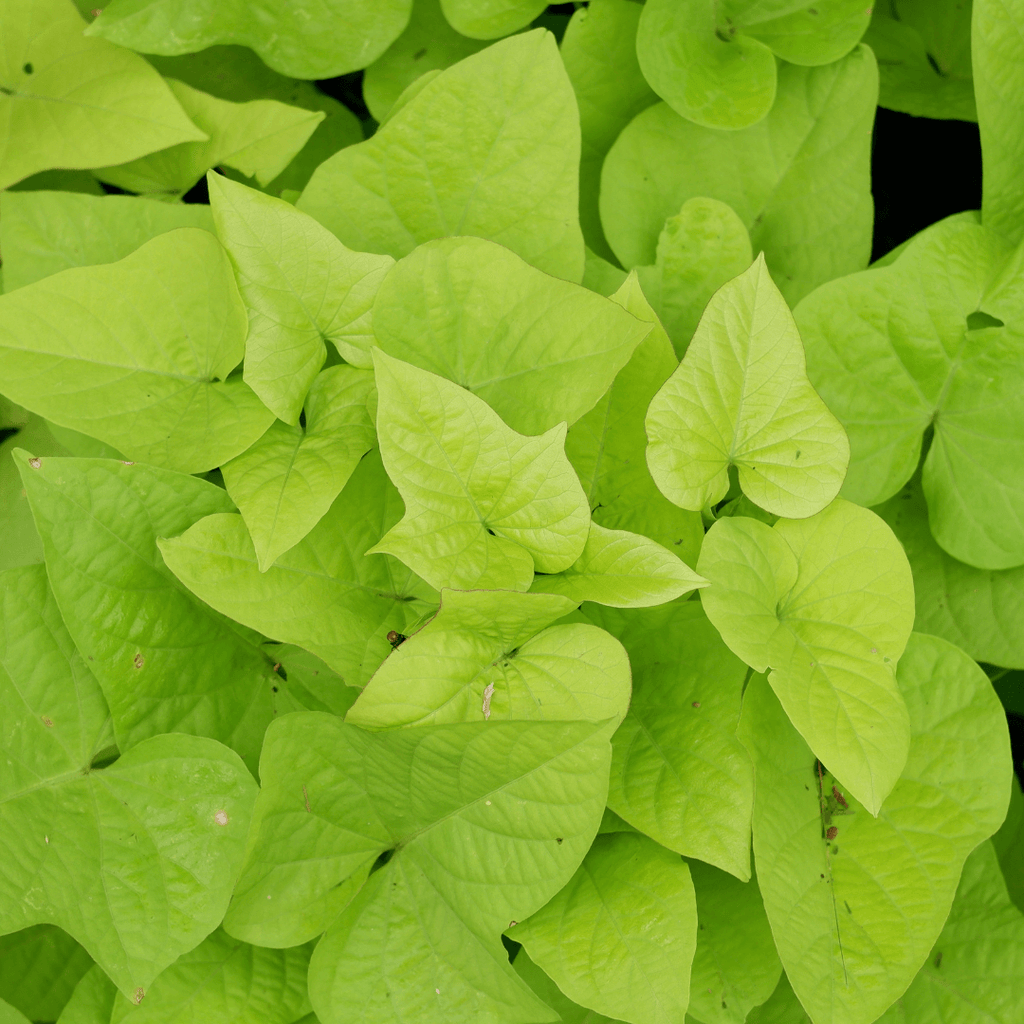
[214,810,229,826]
[23,63,32,74]
[966,310,1004,330]
[369,848,395,875]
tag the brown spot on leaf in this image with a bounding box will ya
[133,988,144,1005]
[41,716,53,727]
[133,653,144,669]
[28,458,41,469]
[692,701,701,708]
[213,810,229,826]
[826,826,838,840]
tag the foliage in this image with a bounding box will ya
[0,2,1021,1024]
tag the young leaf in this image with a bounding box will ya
[798,218,1024,569]
[0,190,213,292]
[698,500,915,814]
[16,453,281,771]
[56,966,117,1024]
[106,929,313,1024]
[226,715,611,1024]
[739,634,1012,1024]
[370,236,649,436]
[298,31,585,282]
[530,523,706,608]
[687,861,782,1024]
[584,601,754,879]
[565,275,705,566]
[221,366,376,570]
[87,0,413,80]
[94,79,323,199]
[440,0,546,38]
[209,172,393,420]
[0,0,205,191]
[369,350,591,592]
[514,832,697,1024]
[0,926,93,1023]
[874,471,1024,670]
[647,254,849,518]
[346,588,631,728]
[873,841,1024,1024]
[512,949,619,1024]
[0,565,257,1000]
[601,46,877,304]
[159,452,440,687]
[0,229,273,474]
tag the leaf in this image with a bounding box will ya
[106,929,313,1024]
[565,275,705,567]
[561,0,657,262]
[634,197,753,358]
[0,190,214,292]
[874,470,1024,670]
[363,0,486,122]
[0,0,204,191]
[346,588,631,728]
[16,453,281,771]
[370,236,649,436]
[513,949,620,1024]
[738,634,1012,1024]
[686,861,782,1024]
[222,367,376,570]
[513,832,697,1024]
[0,925,93,1023]
[226,715,611,1024]
[530,523,706,608]
[874,840,1024,1024]
[87,0,413,80]
[0,564,257,999]
[647,254,849,518]
[862,2,976,122]
[974,0,1024,243]
[298,31,585,283]
[635,0,778,131]
[601,46,877,305]
[744,975,810,1024]
[730,0,872,66]
[209,173,393,421]
[583,601,754,879]
[0,999,30,1024]
[439,0,547,38]
[56,967,117,1024]
[265,644,360,719]
[94,79,323,199]
[697,500,915,814]
[0,229,273,474]
[369,350,591,592]
[159,451,439,687]
[993,775,1024,914]
[797,217,1024,569]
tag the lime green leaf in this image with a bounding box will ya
[95,79,322,199]
[363,0,486,122]
[566,275,704,567]
[874,840,1024,1024]
[227,715,611,1024]
[561,0,657,262]
[744,975,810,1024]
[531,523,706,608]
[635,198,752,358]
[601,46,877,305]
[55,966,117,1024]
[874,471,1024,670]
[513,949,619,1024]
[635,0,778,131]
[974,0,1024,243]
[16,453,281,770]
[0,229,273,474]
[222,368,375,570]
[298,31,585,282]
[993,775,1024,913]
[863,2,976,122]
[698,500,915,814]
[514,831,697,1024]
[106,929,312,1024]
[584,601,754,879]
[0,190,213,292]
[160,452,439,687]
[0,564,257,999]
[687,861,781,1024]
[266,644,360,719]
[739,635,1012,1024]
[733,0,871,66]
[0,0,204,191]
[87,0,413,80]
[647,255,849,518]
[797,218,1024,569]
[209,173,392,420]
[0,999,29,1024]
[371,236,649,436]
[440,0,546,38]
[347,588,630,728]
[0,925,93,1023]
[370,350,591,592]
